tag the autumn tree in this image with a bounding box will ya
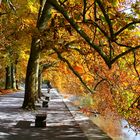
[22,0,54,109]
[0,0,35,89]
[20,0,140,110]
[3,0,136,110]
[45,0,140,128]
[0,1,18,89]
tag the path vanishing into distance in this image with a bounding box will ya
[0,88,111,140]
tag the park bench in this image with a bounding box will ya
[41,96,50,107]
[45,96,50,101]
[35,113,47,127]
[42,100,49,107]
[35,95,50,108]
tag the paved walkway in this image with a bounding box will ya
[0,88,112,140]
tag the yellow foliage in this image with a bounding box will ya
[27,1,39,13]
[22,18,35,26]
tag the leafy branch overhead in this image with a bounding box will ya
[53,47,93,93]
[48,0,140,68]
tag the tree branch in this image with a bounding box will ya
[37,1,53,30]
[96,0,114,40]
[4,0,16,12]
[58,0,68,6]
[128,96,140,109]
[94,1,98,21]
[0,12,7,16]
[94,78,106,90]
[132,51,140,80]
[115,41,132,48]
[83,0,87,22]
[115,20,140,36]
[53,47,94,93]
[48,0,111,68]
[41,62,57,72]
[111,45,140,64]
[37,0,46,25]
[87,20,110,40]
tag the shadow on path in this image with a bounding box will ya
[0,89,111,140]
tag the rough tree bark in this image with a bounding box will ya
[5,65,12,89]
[38,68,42,99]
[22,37,41,109]
[11,63,16,89]
[5,63,17,90]
[22,1,52,110]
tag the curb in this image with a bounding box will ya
[62,98,112,140]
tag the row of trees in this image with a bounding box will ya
[0,0,140,127]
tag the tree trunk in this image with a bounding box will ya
[16,80,19,89]
[38,69,42,98]
[11,63,17,90]
[5,65,12,89]
[22,37,41,110]
[22,1,52,110]
[35,60,40,100]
